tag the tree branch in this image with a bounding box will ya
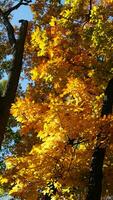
[0,1,29,147]
[0,1,32,46]
[0,8,16,46]
[0,19,28,148]
[88,0,93,19]
[4,0,32,16]
[89,0,92,14]
[82,0,93,28]
[5,20,28,100]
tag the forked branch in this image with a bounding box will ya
[0,0,32,46]
[4,0,32,16]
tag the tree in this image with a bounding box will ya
[86,78,113,200]
[0,0,31,148]
[1,0,113,199]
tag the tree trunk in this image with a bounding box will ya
[0,20,28,148]
[86,78,113,200]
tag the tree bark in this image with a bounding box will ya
[0,5,28,148]
[86,78,113,200]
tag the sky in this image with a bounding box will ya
[11,4,33,25]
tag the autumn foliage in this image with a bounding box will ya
[1,0,113,199]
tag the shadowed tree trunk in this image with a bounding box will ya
[0,1,31,148]
[86,78,113,200]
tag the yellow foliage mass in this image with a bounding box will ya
[2,0,113,199]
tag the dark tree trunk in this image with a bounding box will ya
[86,146,106,200]
[86,78,113,200]
[0,5,28,148]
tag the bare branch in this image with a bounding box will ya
[4,0,23,16]
[4,0,32,16]
[0,8,16,46]
[0,0,31,46]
